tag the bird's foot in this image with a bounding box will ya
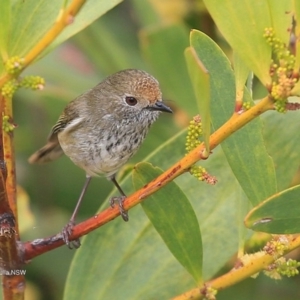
[109,196,129,221]
[62,220,81,249]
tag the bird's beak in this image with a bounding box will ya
[146,101,173,113]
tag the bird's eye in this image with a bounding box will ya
[125,96,138,106]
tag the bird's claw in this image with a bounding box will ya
[62,220,81,249]
[110,196,129,221]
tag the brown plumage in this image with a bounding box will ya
[29,69,172,248]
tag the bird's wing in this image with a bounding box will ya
[48,103,82,142]
[28,104,82,164]
[48,113,68,142]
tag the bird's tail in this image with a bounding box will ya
[28,141,64,164]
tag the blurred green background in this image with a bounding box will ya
[10,0,300,299]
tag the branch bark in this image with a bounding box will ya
[0,95,25,300]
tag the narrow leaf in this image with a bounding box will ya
[292,0,300,92]
[189,30,277,205]
[203,0,272,85]
[233,51,250,103]
[0,0,10,64]
[132,162,203,284]
[267,0,293,46]
[9,0,122,59]
[10,0,67,56]
[262,110,300,191]
[245,185,300,234]
[48,0,123,55]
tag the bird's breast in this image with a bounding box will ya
[58,121,150,177]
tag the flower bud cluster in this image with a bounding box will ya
[190,165,206,181]
[190,165,217,185]
[263,27,298,112]
[185,115,202,152]
[4,56,24,74]
[186,115,217,185]
[200,284,217,300]
[264,257,300,279]
[1,76,45,98]
[21,76,45,90]
[1,79,19,98]
[186,115,203,179]
[2,115,15,133]
[242,101,252,110]
[263,235,290,258]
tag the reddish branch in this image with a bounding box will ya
[22,96,273,260]
[0,95,25,299]
[23,163,186,260]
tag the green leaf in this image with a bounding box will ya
[267,0,293,46]
[9,0,122,59]
[0,0,10,68]
[140,24,197,116]
[10,0,64,56]
[189,30,277,206]
[262,109,300,191]
[48,0,123,55]
[245,185,300,233]
[189,30,233,125]
[236,188,252,253]
[185,46,211,153]
[133,162,203,285]
[203,0,272,85]
[233,51,250,102]
[292,0,300,88]
[223,90,277,207]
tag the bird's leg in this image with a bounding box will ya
[62,175,92,249]
[109,176,129,221]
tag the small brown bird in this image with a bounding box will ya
[29,69,172,248]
